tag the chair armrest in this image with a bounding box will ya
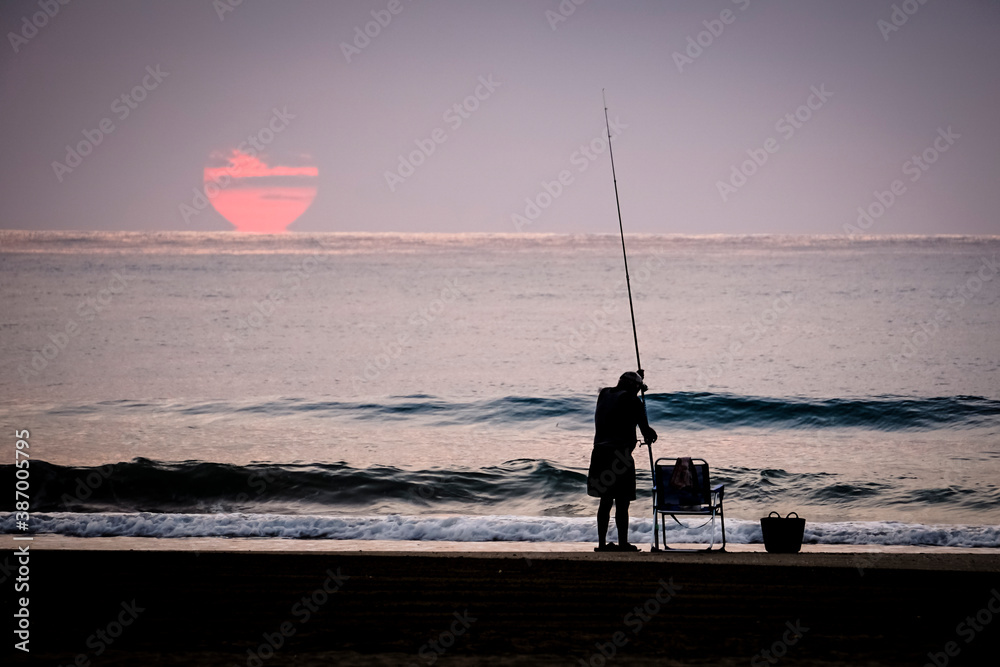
[711,484,725,503]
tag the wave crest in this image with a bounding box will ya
[44,393,1000,431]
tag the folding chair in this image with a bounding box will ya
[649,456,727,552]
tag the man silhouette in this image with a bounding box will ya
[587,371,657,552]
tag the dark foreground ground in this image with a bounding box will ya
[6,549,1000,666]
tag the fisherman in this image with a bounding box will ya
[587,370,657,552]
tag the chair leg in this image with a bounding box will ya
[719,502,727,552]
[653,504,729,552]
[652,509,659,552]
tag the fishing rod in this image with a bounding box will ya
[603,91,656,478]
[602,90,642,384]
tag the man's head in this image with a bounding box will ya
[617,371,647,393]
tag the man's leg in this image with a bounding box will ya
[597,496,614,546]
[615,499,630,546]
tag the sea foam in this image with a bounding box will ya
[6,512,1000,548]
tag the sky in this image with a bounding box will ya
[1,0,998,235]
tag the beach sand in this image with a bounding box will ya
[7,538,1000,666]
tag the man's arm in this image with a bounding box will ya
[636,397,657,444]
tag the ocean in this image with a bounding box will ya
[2,232,999,548]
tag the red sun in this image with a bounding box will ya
[204,150,318,233]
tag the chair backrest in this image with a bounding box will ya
[654,457,711,509]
